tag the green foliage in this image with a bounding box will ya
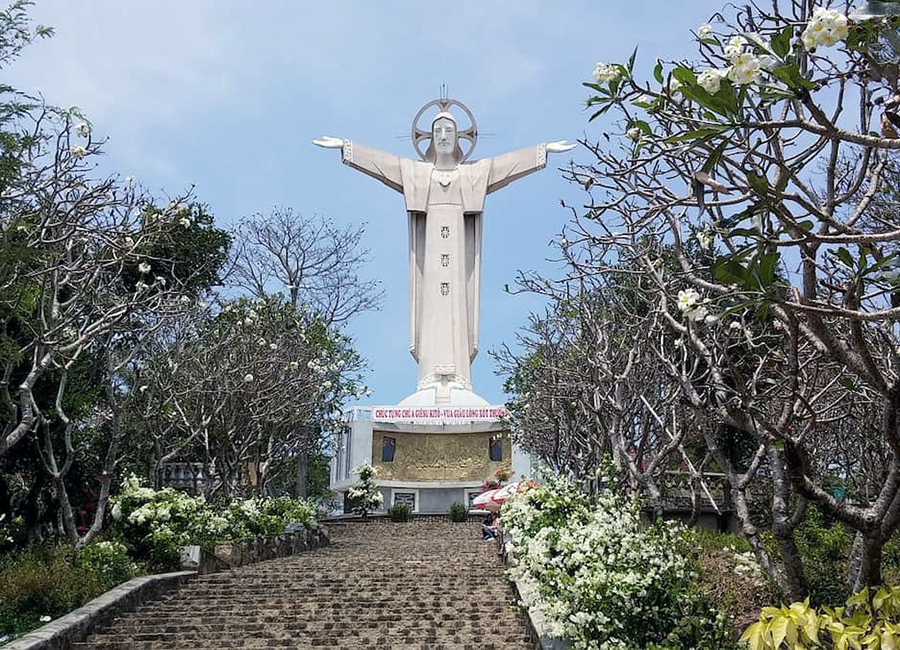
[0,545,109,641]
[686,527,752,554]
[741,586,900,649]
[502,476,733,649]
[448,501,469,522]
[794,507,854,607]
[388,502,412,522]
[131,202,231,294]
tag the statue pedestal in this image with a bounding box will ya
[331,404,532,515]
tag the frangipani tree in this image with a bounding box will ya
[505,0,900,598]
[132,296,365,498]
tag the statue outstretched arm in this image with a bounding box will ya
[313,136,403,193]
[486,141,574,194]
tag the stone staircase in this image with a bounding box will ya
[74,521,534,649]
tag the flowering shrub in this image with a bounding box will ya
[502,476,731,649]
[75,540,138,587]
[347,463,383,517]
[225,496,317,540]
[110,475,317,569]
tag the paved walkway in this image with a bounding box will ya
[76,521,534,649]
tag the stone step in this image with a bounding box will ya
[78,522,533,650]
[78,640,533,650]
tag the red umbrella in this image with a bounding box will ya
[472,488,502,511]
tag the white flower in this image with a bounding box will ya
[135,281,148,293]
[728,53,762,85]
[76,122,91,137]
[323,380,332,389]
[70,145,87,158]
[632,93,653,105]
[289,361,299,370]
[179,217,191,228]
[802,8,849,49]
[269,343,277,350]
[696,228,715,248]
[243,317,254,327]
[243,373,254,383]
[592,62,621,84]
[667,76,682,95]
[180,295,192,305]
[697,24,714,39]
[257,338,267,346]
[697,68,726,94]
[729,321,742,331]
[687,305,709,321]
[138,262,151,274]
[626,127,641,141]
[40,615,51,623]
[676,288,700,311]
[139,385,148,393]
[124,175,135,184]
[758,55,778,70]
[124,236,135,248]
[724,35,747,62]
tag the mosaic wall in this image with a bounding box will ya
[371,430,511,481]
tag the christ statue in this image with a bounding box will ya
[314,98,573,404]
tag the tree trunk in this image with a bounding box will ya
[774,531,808,601]
[296,448,308,499]
[852,535,885,592]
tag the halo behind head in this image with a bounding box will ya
[411,98,477,163]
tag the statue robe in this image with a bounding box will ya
[342,140,547,390]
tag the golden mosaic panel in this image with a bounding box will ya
[372,430,511,481]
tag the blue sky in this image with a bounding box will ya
[7,1,718,405]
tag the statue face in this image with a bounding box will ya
[432,117,457,156]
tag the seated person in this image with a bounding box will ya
[482,512,500,540]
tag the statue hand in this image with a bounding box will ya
[546,140,576,153]
[313,136,344,149]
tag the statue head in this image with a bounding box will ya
[425,111,463,164]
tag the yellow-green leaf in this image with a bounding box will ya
[770,616,789,647]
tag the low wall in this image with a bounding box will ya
[6,524,330,649]
[3,571,195,650]
[183,525,329,572]
[323,512,488,524]
[499,531,572,650]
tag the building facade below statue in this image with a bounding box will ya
[331,405,532,514]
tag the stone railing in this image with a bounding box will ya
[180,523,328,573]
